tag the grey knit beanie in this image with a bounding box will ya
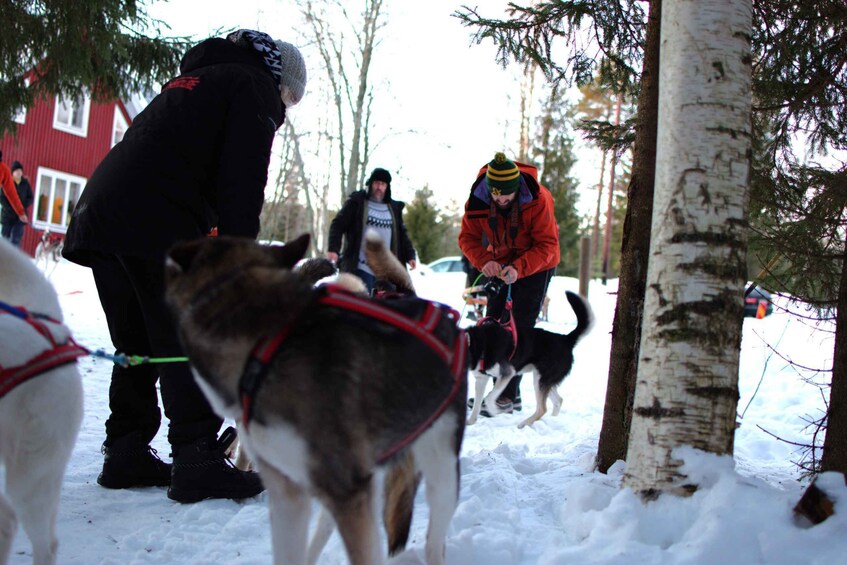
[275,40,307,107]
[226,30,307,107]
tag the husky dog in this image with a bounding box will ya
[228,255,342,473]
[164,232,466,565]
[0,238,84,565]
[466,290,593,428]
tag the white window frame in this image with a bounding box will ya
[13,78,30,125]
[13,105,26,125]
[53,93,91,137]
[32,167,87,233]
[112,106,129,147]
[13,79,29,125]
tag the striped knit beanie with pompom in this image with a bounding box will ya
[486,152,520,195]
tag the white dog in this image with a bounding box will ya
[0,238,84,565]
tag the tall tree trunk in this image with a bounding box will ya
[602,94,623,284]
[303,0,383,203]
[592,151,607,264]
[596,0,662,474]
[623,0,752,497]
[821,235,847,475]
[518,61,537,162]
[344,0,383,197]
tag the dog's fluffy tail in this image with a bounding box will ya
[383,451,421,556]
[363,228,415,294]
[295,257,337,286]
[565,290,594,343]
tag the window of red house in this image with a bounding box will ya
[13,79,29,125]
[53,93,90,137]
[33,168,85,232]
[112,106,129,146]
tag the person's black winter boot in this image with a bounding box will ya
[167,427,264,503]
[97,431,172,489]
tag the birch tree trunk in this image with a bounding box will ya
[623,0,752,497]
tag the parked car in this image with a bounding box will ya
[410,256,467,316]
[423,256,465,274]
[744,285,773,318]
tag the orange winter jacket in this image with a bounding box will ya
[0,162,25,218]
[458,160,560,279]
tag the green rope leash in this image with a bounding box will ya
[460,272,487,320]
[90,348,189,368]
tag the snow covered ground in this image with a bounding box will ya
[5,257,846,564]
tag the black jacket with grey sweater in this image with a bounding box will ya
[63,38,284,265]
[327,188,416,274]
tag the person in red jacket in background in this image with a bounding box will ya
[0,151,29,246]
[459,152,560,415]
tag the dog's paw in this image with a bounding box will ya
[517,416,538,429]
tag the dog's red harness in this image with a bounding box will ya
[475,298,519,371]
[0,302,88,398]
[238,284,467,463]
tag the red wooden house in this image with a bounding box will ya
[0,84,143,255]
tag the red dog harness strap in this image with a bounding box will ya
[319,289,456,365]
[0,302,88,398]
[237,285,468,457]
[475,298,519,370]
[376,326,466,464]
[239,327,292,431]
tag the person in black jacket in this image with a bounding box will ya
[0,160,33,246]
[326,167,417,292]
[62,29,307,503]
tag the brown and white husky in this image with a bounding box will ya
[164,232,466,565]
[0,238,84,565]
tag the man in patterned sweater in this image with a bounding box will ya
[327,167,417,293]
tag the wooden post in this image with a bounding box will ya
[578,236,591,298]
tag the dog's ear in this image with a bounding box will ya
[270,233,311,268]
[166,239,205,274]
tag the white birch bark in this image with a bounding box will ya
[623,0,752,497]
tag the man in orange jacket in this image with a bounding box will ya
[459,152,560,414]
[0,151,29,246]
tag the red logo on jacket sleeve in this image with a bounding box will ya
[163,76,201,91]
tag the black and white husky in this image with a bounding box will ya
[0,238,84,565]
[164,232,466,565]
[466,290,593,428]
